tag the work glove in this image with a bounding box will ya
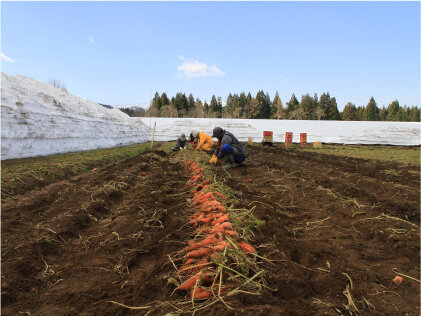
[209,155,218,164]
[183,146,187,149]
[180,147,184,150]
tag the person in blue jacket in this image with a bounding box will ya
[209,127,247,169]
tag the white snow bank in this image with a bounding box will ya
[1,72,419,161]
[140,117,421,146]
[1,73,149,160]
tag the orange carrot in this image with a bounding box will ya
[140,172,146,176]
[187,235,219,250]
[214,192,227,200]
[191,287,212,300]
[202,275,215,286]
[203,179,211,185]
[178,258,195,274]
[218,222,233,230]
[246,179,253,182]
[178,273,202,290]
[212,241,231,252]
[187,248,212,259]
[211,215,229,225]
[223,230,238,237]
[198,217,213,224]
[237,241,256,253]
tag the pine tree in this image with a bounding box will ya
[216,97,223,117]
[386,100,400,121]
[326,97,341,120]
[409,106,420,122]
[203,101,209,117]
[152,92,161,110]
[256,90,271,119]
[160,92,170,108]
[319,93,331,120]
[379,106,387,121]
[187,94,195,113]
[209,95,220,117]
[286,93,299,118]
[270,91,280,119]
[363,97,380,121]
[342,102,357,121]
[224,93,234,118]
[300,94,314,120]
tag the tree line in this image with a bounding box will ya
[119,91,420,122]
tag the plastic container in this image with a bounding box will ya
[285,132,293,143]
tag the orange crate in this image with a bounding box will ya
[285,132,293,143]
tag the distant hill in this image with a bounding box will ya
[113,103,150,110]
[98,103,114,109]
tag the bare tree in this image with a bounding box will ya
[48,78,66,89]
[160,104,178,117]
[315,107,325,120]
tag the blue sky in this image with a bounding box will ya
[1,1,420,110]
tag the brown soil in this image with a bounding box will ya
[2,144,420,315]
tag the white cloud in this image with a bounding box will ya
[88,35,95,44]
[1,53,16,62]
[278,74,291,82]
[177,56,225,78]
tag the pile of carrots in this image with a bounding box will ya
[177,160,257,300]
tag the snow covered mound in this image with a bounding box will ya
[1,72,149,160]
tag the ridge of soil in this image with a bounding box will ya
[1,145,420,315]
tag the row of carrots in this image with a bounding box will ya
[176,160,256,300]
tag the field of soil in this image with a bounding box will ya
[2,143,420,315]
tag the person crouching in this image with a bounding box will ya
[194,131,214,152]
[172,133,188,151]
[209,127,246,169]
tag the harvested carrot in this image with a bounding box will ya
[246,179,253,182]
[222,230,238,237]
[237,241,256,253]
[178,258,195,274]
[187,235,219,250]
[212,241,231,252]
[214,192,227,199]
[211,215,229,225]
[191,287,212,300]
[189,259,213,274]
[178,273,202,290]
[218,222,233,230]
[187,248,212,259]
[393,276,403,284]
[203,179,211,185]
[202,274,215,286]
[140,172,146,176]
[198,217,213,224]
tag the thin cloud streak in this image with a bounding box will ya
[1,53,17,62]
[278,74,291,82]
[88,35,95,44]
